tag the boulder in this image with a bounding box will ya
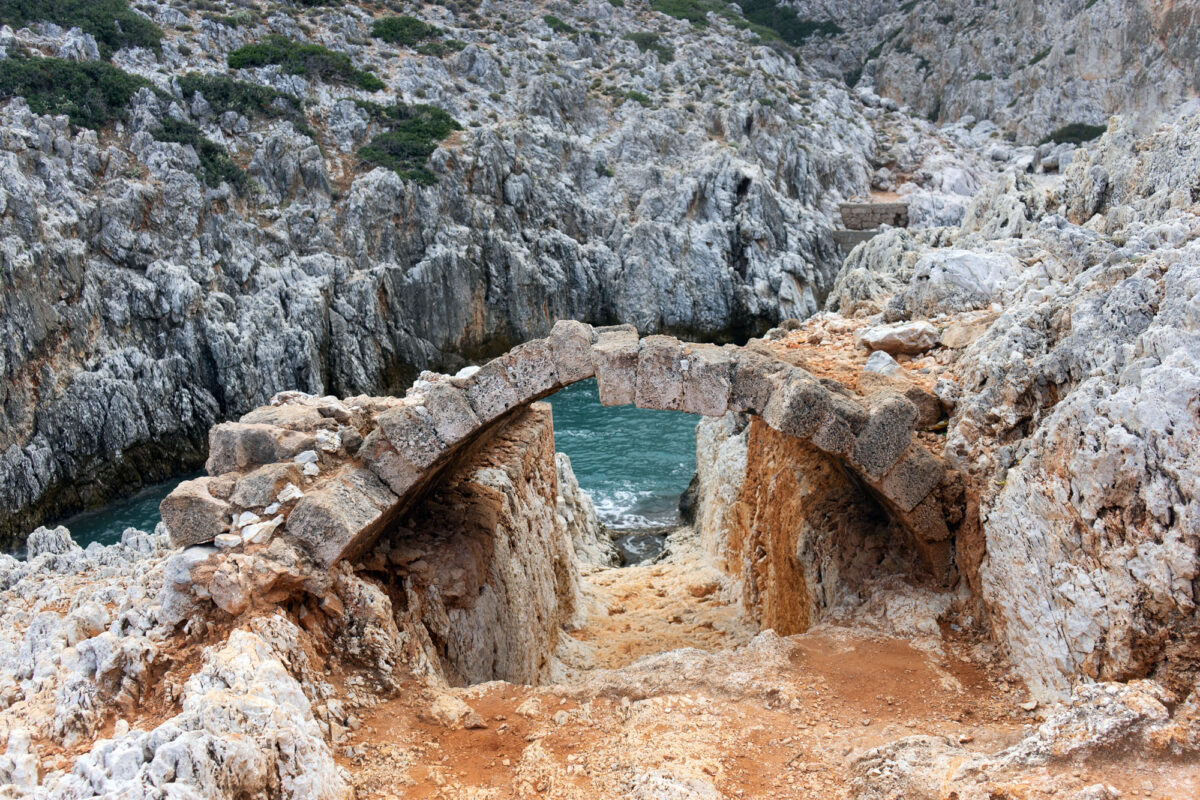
[206,423,318,476]
[858,321,941,355]
[761,369,832,440]
[230,463,302,509]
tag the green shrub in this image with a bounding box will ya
[972,71,992,81]
[228,35,384,91]
[1039,122,1106,145]
[625,32,674,63]
[1028,46,1052,66]
[608,0,625,6]
[0,55,152,128]
[416,39,466,57]
[543,14,577,34]
[356,101,461,185]
[624,89,652,107]
[649,0,729,28]
[176,73,315,138]
[0,0,162,56]
[371,15,441,45]
[736,0,842,45]
[152,117,248,191]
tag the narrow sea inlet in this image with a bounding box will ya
[52,378,698,552]
[546,379,698,530]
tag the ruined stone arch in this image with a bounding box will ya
[166,321,964,581]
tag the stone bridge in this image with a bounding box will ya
[161,321,963,581]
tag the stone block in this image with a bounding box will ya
[809,394,868,457]
[860,371,943,429]
[376,404,444,470]
[761,369,832,440]
[851,391,920,478]
[230,463,301,509]
[206,422,317,476]
[878,446,946,513]
[501,338,559,401]
[635,335,685,411]
[285,467,398,567]
[547,320,596,384]
[591,325,639,406]
[161,478,232,548]
[421,382,479,447]
[728,352,784,414]
[680,344,733,416]
[239,403,326,429]
[461,358,519,424]
[360,429,420,497]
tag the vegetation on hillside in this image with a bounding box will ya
[0,0,161,56]
[625,32,674,63]
[151,117,248,191]
[356,101,461,185]
[0,55,151,128]
[649,0,840,46]
[371,15,441,46]
[176,73,314,137]
[1040,122,1107,145]
[228,36,384,91]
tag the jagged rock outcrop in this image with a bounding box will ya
[788,0,1200,142]
[0,0,885,545]
[820,104,1200,699]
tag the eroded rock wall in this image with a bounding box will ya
[367,403,582,686]
[816,105,1200,699]
[695,413,913,635]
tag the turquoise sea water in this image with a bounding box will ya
[49,378,697,550]
[546,379,698,529]
[53,472,201,550]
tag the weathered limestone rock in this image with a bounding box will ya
[761,369,832,440]
[500,338,559,401]
[460,359,519,424]
[206,423,318,476]
[680,345,733,417]
[851,392,920,478]
[230,463,301,509]
[161,478,232,547]
[858,321,941,355]
[547,320,597,384]
[421,382,480,447]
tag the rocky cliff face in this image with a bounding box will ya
[0,0,876,544]
[787,0,1200,142]
[819,103,1200,700]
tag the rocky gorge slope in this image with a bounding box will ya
[786,0,1200,142]
[0,0,884,543]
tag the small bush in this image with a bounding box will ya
[543,14,577,34]
[0,55,152,129]
[608,0,625,6]
[371,15,441,46]
[1039,122,1106,145]
[228,35,384,91]
[625,32,674,63]
[1028,46,1052,66]
[152,117,248,191]
[972,72,992,81]
[0,0,162,56]
[624,89,652,107]
[416,39,466,57]
[176,73,314,138]
[356,101,461,185]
